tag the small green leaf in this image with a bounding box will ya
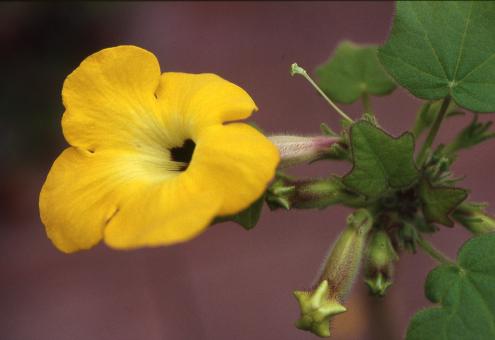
[379,2,495,112]
[316,41,396,104]
[406,233,495,340]
[419,180,468,227]
[343,121,418,198]
[214,195,264,230]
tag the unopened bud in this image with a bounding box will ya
[293,209,372,337]
[452,202,495,235]
[316,209,373,300]
[364,230,398,296]
[266,175,366,211]
[269,135,341,168]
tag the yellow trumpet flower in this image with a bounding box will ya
[39,46,279,253]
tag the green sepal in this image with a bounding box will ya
[266,174,296,210]
[214,195,265,230]
[320,122,338,137]
[406,233,495,340]
[443,115,495,156]
[294,280,347,338]
[364,272,393,298]
[316,41,396,105]
[419,179,468,227]
[343,121,419,199]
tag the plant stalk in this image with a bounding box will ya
[416,96,451,166]
[417,237,455,265]
[362,92,373,115]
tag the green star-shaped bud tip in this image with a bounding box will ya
[266,176,295,210]
[365,272,393,297]
[293,280,347,337]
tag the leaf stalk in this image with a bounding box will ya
[417,237,455,265]
[417,96,452,166]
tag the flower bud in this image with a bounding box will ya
[269,135,341,168]
[452,202,495,235]
[293,209,372,337]
[266,175,366,211]
[317,209,373,300]
[364,230,398,296]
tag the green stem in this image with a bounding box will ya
[417,237,455,265]
[291,63,353,123]
[362,92,373,115]
[416,96,451,166]
[411,101,432,137]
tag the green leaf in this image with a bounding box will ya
[343,121,419,198]
[379,2,495,113]
[406,233,495,340]
[214,195,265,230]
[419,180,468,227]
[316,41,396,104]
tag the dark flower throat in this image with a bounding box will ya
[170,139,196,171]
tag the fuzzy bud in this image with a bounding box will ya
[452,202,495,235]
[266,175,366,211]
[269,135,341,168]
[293,209,372,337]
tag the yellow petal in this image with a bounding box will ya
[61,45,165,152]
[103,172,221,249]
[39,147,221,253]
[191,123,280,215]
[155,72,258,141]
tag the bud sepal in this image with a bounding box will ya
[293,280,347,337]
[364,230,398,296]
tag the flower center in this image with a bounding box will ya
[170,139,196,171]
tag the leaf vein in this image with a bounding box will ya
[452,2,474,81]
[410,4,449,80]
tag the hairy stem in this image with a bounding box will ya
[416,96,451,166]
[417,237,455,265]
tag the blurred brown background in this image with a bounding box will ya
[1,2,492,340]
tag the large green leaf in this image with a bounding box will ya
[407,233,495,340]
[316,41,396,104]
[379,2,495,112]
[343,121,419,198]
[419,180,468,227]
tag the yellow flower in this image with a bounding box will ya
[39,46,279,253]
